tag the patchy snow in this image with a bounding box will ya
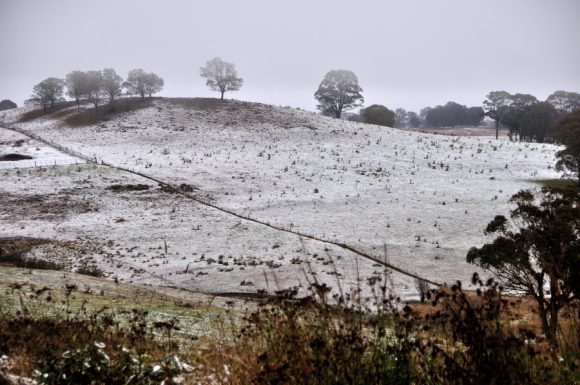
[0,129,84,169]
[0,99,561,299]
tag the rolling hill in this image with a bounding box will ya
[0,98,561,298]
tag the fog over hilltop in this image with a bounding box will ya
[1,0,579,111]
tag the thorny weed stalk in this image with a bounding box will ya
[198,261,578,385]
[0,263,577,384]
[0,282,194,384]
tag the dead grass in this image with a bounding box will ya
[0,191,97,221]
[406,127,510,137]
[18,101,77,122]
[161,97,310,128]
[165,97,233,111]
[62,98,153,127]
[0,268,576,384]
[0,237,62,271]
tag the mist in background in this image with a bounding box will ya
[1,0,579,111]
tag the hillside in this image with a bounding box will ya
[0,98,560,298]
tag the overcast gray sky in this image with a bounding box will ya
[1,0,579,112]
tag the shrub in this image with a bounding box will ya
[363,104,395,127]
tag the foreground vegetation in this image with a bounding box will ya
[0,261,578,384]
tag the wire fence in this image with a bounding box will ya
[1,124,442,287]
[0,158,86,170]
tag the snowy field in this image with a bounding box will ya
[0,99,561,299]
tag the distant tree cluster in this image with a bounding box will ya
[29,69,164,113]
[422,102,483,128]
[395,108,422,129]
[483,90,579,141]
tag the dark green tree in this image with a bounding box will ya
[466,188,580,347]
[501,93,538,141]
[314,69,363,118]
[519,102,558,143]
[363,104,395,127]
[483,91,513,139]
[424,102,482,128]
[554,110,580,184]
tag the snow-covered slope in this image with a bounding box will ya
[0,99,561,298]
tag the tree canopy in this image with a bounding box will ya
[314,70,363,118]
[125,69,164,100]
[554,110,580,184]
[363,105,395,127]
[65,71,89,108]
[86,70,107,111]
[483,91,513,139]
[30,77,64,111]
[143,73,164,98]
[424,102,482,128]
[546,90,580,115]
[200,57,243,100]
[466,188,580,347]
[519,102,558,143]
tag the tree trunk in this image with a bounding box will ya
[547,280,561,348]
[76,98,80,108]
[495,119,499,140]
[220,90,225,100]
[536,297,551,346]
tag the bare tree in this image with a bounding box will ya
[30,77,64,112]
[65,71,89,108]
[102,68,123,111]
[200,57,243,100]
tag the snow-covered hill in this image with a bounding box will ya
[0,98,561,298]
